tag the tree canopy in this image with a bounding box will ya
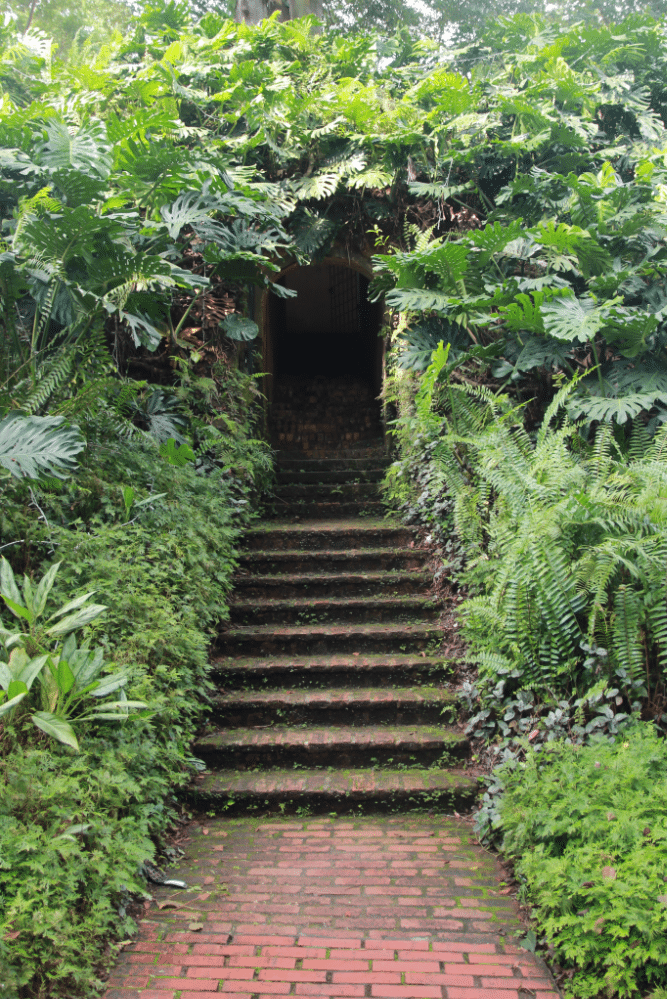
[3,7,667,432]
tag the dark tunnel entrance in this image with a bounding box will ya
[265,263,385,457]
[268,264,384,388]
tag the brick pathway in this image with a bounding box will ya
[105,816,559,1000]
[105,406,561,1000]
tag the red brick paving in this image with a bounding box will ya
[104,816,559,999]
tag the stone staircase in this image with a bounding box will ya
[270,377,383,458]
[190,448,479,815]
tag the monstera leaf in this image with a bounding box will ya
[36,120,113,179]
[541,294,605,343]
[221,314,259,341]
[0,414,84,481]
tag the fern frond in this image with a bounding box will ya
[20,348,75,415]
[613,584,645,680]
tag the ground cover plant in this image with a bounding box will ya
[497,723,667,999]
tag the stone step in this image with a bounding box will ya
[273,421,379,435]
[277,457,389,472]
[232,570,432,599]
[274,483,380,499]
[228,594,438,625]
[284,449,385,460]
[269,500,386,519]
[211,652,455,689]
[277,469,386,483]
[190,767,480,814]
[217,621,443,656]
[209,687,459,727]
[274,433,373,448]
[196,723,467,768]
[241,522,415,551]
[238,548,425,574]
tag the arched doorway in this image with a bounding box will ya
[261,260,385,456]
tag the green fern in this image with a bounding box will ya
[613,585,645,681]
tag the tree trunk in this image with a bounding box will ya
[235,0,323,25]
[235,0,271,26]
[25,0,39,32]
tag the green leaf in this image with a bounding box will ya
[120,312,165,352]
[501,292,547,334]
[36,120,112,179]
[158,438,195,466]
[89,671,129,697]
[408,181,472,200]
[0,414,84,480]
[512,336,573,373]
[470,219,524,264]
[31,711,79,750]
[22,575,34,618]
[122,486,135,518]
[45,604,107,637]
[69,644,105,689]
[220,314,259,341]
[385,288,452,313]
[7,680,28,700]
[47,592,98,621]
[56,659,76,695]
[520,930,537,953]
[89,699,147,712]
[289,173,339,200]
[568,391,661,424]
[541,294,605,343]
[14,652,48,689]
[1,595,31,621]
[0,556,23,609]
[0,691,27,717]
[33,562,62,617]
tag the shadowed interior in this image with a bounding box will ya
[267,263,383,388]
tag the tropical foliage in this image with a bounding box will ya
[371,16,667,434]
[5,4,667,997]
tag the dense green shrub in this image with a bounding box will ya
[386,352,667,707]
[498,723,667,999]
[0,740,157,998]
[0,431,268,997]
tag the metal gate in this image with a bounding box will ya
[329,266,360,334]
